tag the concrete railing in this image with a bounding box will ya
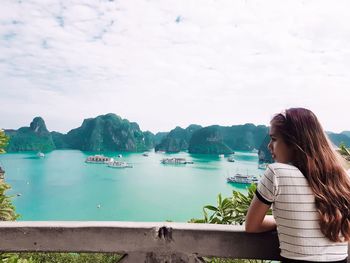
[0,222,349,262]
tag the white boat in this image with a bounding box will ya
[161,158,191,164]
[0,166,5,180]
[226,174,259,184]
[107,160,132,168]
[218,154,225,158]
[37,152,45,158]
[117,154,122,158]
[227,156,235,162]
[85,155,110,164]
[258,163,268,170]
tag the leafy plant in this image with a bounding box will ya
[339,143,350,156]
[190,184,270,225]
[189,184,272,263]
[0,130,9,154]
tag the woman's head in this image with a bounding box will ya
[269,108,331,166]
[269,107,350,242]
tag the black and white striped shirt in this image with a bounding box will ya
[256,163,348,262]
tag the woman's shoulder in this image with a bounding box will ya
[267,162,300,172]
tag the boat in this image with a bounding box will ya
[161,158,191,164]
[226,174,259,184]
[227,156,235,162]
[37,152,45,158]
[117,154,123,158]
[0,166,5,180]
[251,148,259,153]
[258,163,268,170]
[85,155,111,164]
[142,152,149,157]
[107,160,132,168]
[218,154,225,158]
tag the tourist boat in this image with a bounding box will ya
[161,158,190,164]
[226,174,259,184]
[37,152,45,158]
[258,163,268,170]
[107,160,132,168]
[85,155,110,164]
[0,166,5,180]
[227,156,235,162]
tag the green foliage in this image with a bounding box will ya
[0,130,9,154]
[190,184,270,225]
[0,183,19,221]
[203,258,270,263]
[6,253,121,263]
[339,143,350,156]
[0,253,35,263]
[190,184,272,263]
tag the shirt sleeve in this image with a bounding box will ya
[256,165,278,204]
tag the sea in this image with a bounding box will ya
[0,150,262,222]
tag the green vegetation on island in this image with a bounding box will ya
[63,113,151,152]
[4,114,350,158]
[155,124,202,152]
[5,117,55,152]
[0,130,19,221]
[188,124,268,154]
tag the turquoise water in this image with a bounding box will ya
[0,150,261,222]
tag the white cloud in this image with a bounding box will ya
[1,0,350,133]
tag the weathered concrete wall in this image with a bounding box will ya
[0,222,348,262]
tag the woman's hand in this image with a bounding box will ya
[245,195,277,233]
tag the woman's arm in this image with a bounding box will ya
[245,195,277,233]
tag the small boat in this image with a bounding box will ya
[161,158,190,164]
[107,160,132,168]
[0,166,5,179]
[227,174,259,184]
[227,156,235,162]
[117,154,123,158]
[258,163,268,170]
[251,148,259,153]
[142,153,149,157]
[37,152,45,158]
[85,155,110,164]
[218,154,225,158]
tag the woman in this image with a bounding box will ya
[246,108,349,263]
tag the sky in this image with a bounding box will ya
[1,0,350,134]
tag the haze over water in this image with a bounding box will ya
[0,150,261,221]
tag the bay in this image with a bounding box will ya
[0,150,262,222]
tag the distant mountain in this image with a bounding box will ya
[341,131,350,138]
[64,113,152,152]
[257,132,350,163]
[258,135,272,163]
[155,125,202,152]
[188,124,269,154]
[51,131,70,149]
[154,132,169,146]
[327,132,350,148]
[5,117,55,152]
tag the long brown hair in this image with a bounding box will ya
[271,108,350,242]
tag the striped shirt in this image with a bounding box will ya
[256,162,348,262]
